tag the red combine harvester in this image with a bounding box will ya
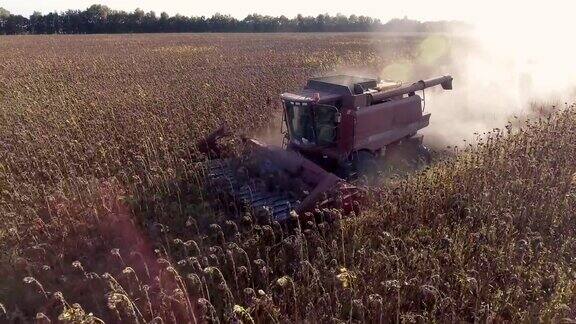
[199,74,453,221]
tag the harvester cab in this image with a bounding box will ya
[198,74,453,222]
[281,74,453,178]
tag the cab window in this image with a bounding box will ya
[314,104,338,146]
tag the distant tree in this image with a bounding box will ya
[106,10,125,33]
[83,4,110,33]
[158,12,169,32]
[189,16,208,32]
[61,10,83,33]
[296,14,315,32]
[4,15,29,34]
[0,7,9,18]
[122,8,143,32]
[143,11,158,32]
[277,15,296,32]
[243,14,280,32]
[380,16,423,32]
[0,7,10,34]
[44,12,61,33]
[208,13,237,32]
[315,14,327,32]
[0,4,462,35]
[333,14,348,32]
[242,14,257,32]
[30,11,46,34]
[168,14,189,32]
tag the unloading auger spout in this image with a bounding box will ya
[368,75,453,104]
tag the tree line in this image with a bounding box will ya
[0,5,465,35]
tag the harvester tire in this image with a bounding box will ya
[354,151,378,180]
[384,141,430,170]
[402,142,431,168]
[416,144,432,165]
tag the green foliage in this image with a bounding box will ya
[0,7,10,18]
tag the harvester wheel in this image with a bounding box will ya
[384,141,431,171]
[401,142,431,168]
[353,151,378,180]
[416,144,432,165]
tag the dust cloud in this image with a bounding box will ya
[375,3,576,148]
[253,3,576,150]
[250,108,286,147]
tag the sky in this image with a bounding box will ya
[0,0,499,21]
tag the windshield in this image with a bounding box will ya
[285,101,315,145]
[284,101,337,146]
